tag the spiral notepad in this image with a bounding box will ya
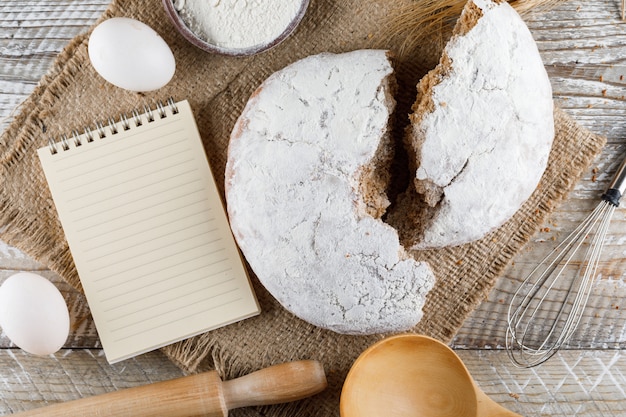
[37,99,260,363]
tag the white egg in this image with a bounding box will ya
[88,17,176,92]
[0,272,70,356]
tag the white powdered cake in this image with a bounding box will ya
[226,0,555,333]
[226,50,435,334]
[405,0,554,249]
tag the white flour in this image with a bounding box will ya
[177,0,302,49]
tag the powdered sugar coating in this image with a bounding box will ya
[226,50,435,334]
[412,0,554,249]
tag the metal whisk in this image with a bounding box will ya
[506,155,626,368]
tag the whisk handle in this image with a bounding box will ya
[602,155,626,207]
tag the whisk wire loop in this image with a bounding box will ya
[507,154,626,367]
[506,200,616,367]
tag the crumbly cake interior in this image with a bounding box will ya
[356,66,398,219]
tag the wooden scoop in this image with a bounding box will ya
[13,360,326,416]
[340,335,520,417]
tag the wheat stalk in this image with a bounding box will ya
[384,0,567,56]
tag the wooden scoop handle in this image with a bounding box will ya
[475,385,522,417]
[12,360,327,417]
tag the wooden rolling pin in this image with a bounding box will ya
[13,360,327,416]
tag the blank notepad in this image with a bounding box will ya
[37,99,260,363]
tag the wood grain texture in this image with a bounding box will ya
[0,350,183,415]
[457,349,626,416]
[0,1,109,131]
[0,0,624,416]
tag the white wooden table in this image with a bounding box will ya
[1,1,625,416]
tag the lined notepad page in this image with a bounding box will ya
[38,100,260,363]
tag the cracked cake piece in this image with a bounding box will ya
[396,0,554,250]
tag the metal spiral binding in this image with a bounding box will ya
[47,98,178,155]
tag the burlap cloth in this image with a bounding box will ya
[0,0,606,415]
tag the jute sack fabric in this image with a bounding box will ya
[0,0,606,415]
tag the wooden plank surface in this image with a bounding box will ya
[0,350,184,415]
[0,0,625,416]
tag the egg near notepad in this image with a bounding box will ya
[0,272,70,355]
[88,17,176,92]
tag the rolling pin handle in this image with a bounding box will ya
[221,360,327,410]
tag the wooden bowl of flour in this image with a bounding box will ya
[162,0,310,56]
